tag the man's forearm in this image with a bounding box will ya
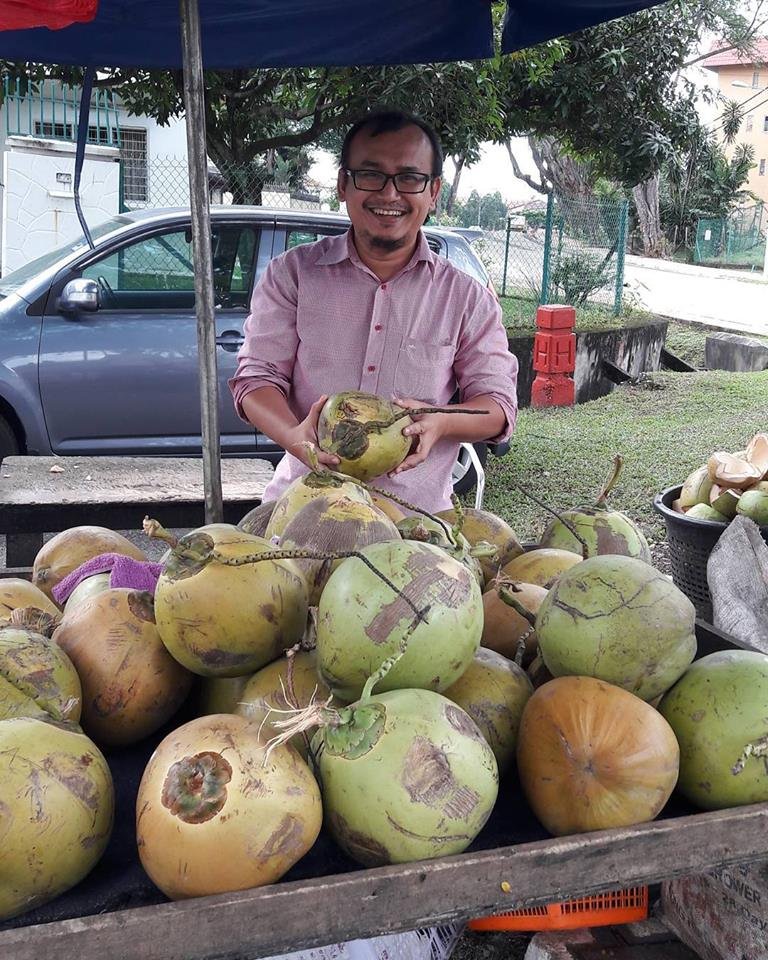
[436,396,507,443]
[241,386,300,449]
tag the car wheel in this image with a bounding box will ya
[0,414,19,465]
[451,442,488,497]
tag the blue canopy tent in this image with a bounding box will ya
[0,0,665,519]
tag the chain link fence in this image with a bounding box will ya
[119,155,333,212]
[457,193,629,317]
[121,157,629,314]
[693,202,767,270]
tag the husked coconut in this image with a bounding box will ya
[707,452,762,489]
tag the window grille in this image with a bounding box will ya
[121,127,149,204]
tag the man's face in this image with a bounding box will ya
[338,124,442,254]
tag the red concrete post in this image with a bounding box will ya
[530,305,576,408]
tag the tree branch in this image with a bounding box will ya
[505,139,548,194]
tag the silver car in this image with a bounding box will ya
[0,208,501,492]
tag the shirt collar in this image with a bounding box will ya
[316,228,437,278]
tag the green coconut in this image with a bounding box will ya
[685,503,728,522]
[538,456,651,563]
[442,647,533,774]
[736,488,768,525]
[396,514,484,587]
[266,469,373,540]
[679,465,714,509]
[0,716,114,921]
[316,540,483,702]
[659,650,768,810]
[281,495,400,605]
[316,391,414,482]
[155,531,309,677]
[197,675,253,716]
[536,555,697,702]
[709,486,741,519]
[311,687,498,865]
[64,572,112,613]
[0,616,81,723]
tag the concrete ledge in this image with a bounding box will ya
[705,332,768,372]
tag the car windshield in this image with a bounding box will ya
[0,216,134,297]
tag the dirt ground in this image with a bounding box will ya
[452,929,531,960]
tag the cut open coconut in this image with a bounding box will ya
[746,433,768,479]
[707,452,762,489]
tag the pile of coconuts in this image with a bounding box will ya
[3,391,768,924]
[674,432,768,525]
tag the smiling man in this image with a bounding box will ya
[229,110,518,511]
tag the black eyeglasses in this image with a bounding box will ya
[344,168,433,194]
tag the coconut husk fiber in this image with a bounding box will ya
[707,516,768,652]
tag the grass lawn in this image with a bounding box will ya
[481,368,768,560]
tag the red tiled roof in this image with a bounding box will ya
[702,37,768,69]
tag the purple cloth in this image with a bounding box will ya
[52,553,164,604]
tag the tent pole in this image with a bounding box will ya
[179,0,223,523]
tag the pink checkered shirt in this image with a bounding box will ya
[229,230,518,511]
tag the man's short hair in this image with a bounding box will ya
[341,110,444,179]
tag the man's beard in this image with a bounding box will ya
[369,233,408,252]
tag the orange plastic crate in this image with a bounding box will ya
[467,886,649,932]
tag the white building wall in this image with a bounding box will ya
[1,137,120,275]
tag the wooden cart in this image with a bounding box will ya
[0,620,764,960]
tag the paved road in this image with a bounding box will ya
[624,257,768,335]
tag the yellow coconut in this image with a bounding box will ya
[281,495,400,605]
[33,526,146,600]
[197,675,253,716]
[500,548,582,589]
[435,506,524,584]
[0,579,61,619]
[154,531,309,677]
[679,465,713,510]
[54,588,192,746]
[63,572,112,614]
[0,716,114,922]
[0,622,82,723]
[370,493,406,523]
[237,500,276,538]
[481,581,548,667]
[236,650,337,759]
[442,647,533,774]
[136,713,322,900]
[266,471,372,540]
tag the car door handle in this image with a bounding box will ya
[215,330,244,353]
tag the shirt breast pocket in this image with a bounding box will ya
[394,339,456,405]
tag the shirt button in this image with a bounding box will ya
[367,365,376,372]
[381,284,387,290]
[374,324,383,331]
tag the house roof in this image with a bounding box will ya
[702,37,768,70]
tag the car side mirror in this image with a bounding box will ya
[59,278,100,314]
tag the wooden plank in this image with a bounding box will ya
[5,532,44,567]
[1,804,767,960]
[0,457,273,507]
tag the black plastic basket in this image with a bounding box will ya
[653,484,768,623]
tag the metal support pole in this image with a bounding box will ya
[540,191,554,304]
[502,217,511,298]
[614,199,629,316]
[179,0,223,523]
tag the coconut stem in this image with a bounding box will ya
[143,516,179,548]
[732,733,768,775]
[366,484,457,543]
[450,494,466,541]
[384,405,489,426]
[209,545,429,626]
[595,455,624,507]
[358,607,431,703]
[497,584,537,628]
[283,645,314,758]
[514,484,590,559]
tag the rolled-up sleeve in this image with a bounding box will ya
[228,253,300,421]
[454,286,518,444]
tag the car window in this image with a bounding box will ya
[81,224,258,310]
[285,227,345,251]
[426,233,489,286]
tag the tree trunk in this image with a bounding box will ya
[632,175,666,257]
[528,136,594,198]
[445,153,466,215]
